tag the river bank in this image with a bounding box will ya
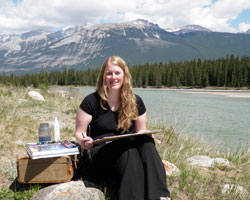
[180,90,250,98]
[0,85,249,199]
[52,85,250,98]
[133,86,250,98]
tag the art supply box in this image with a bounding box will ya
[16,154,75,184]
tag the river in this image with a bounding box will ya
[57,87,250,152]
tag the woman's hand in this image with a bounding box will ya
[79,135,93,150]
[75,108,93,150]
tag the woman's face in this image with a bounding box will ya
[105,60,124,92]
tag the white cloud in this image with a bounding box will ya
[0,0,250,34]
[238,22,250,32]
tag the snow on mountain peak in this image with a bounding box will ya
[20,30,51,40]
[183,25,211,32]
[165,27,181,32]
[132,19,150,25]
[84,19,161,32]
[0,33,18,43]
[62,25,74,31]
[131,19,161,30]
[166,24,211,35]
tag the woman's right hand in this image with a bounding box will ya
[75,108,93,150]
[79,135,93,150]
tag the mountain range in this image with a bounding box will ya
[1,19,250,74]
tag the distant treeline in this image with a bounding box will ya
[1,54,250,88]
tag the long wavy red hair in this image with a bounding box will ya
[96,56,138,133]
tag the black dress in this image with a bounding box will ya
[80,92,170,200]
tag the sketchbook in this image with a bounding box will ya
[93,130,162,144]
[25,140,79,159]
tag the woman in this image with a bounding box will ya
[75,56,170,200]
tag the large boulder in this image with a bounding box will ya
[28,91,45,102]
[31,180,105,200]
[186,155,230,168]
[186,155,213,167]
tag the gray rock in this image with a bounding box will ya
[31,180,105,200]
[186,155,230,168]
[213,158,230,167]
[186,155,214,167]
[162,160,180,176]
[28,91,45,101]
[222,184,249,198]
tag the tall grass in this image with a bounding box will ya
[156,127,250,200]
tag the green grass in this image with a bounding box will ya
[0,185,40,200]
[156,128,250,199]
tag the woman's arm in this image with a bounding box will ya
[75,108,93,150]
[135,112,153,137]
[135,112,147,132]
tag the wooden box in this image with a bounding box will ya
[16,154,74,184]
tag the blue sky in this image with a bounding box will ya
[229,9,250,29]
[0,0,250,34]
[12,0,21,5]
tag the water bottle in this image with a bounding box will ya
[53,117,60,142]
[38,123,51,142]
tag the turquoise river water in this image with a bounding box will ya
[59,87,250,152]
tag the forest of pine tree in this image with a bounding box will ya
[1,55,250,88]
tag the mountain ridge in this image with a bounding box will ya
[1,19,250,74]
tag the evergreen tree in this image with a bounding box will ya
[1,54,250,88]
